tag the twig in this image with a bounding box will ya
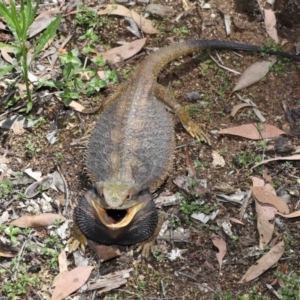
[239,189,252,220]
[0,148,16,156]
[56,164,70,217]
[209,55,241,75]
[161,279,166,297]
[175,271,197,282]
[13,230,33,280]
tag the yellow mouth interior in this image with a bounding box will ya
[91,201,144,229]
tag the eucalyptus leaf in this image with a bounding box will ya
[30,15,61,64]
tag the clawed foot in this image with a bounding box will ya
[68,222,87,253]
[137,240,155,259]
[187,121,211,145]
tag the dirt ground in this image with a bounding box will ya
[1,0,300,299]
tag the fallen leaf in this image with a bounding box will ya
[230,103,255,117]
[229,217,245,225]
[235,94,266,122]
[93,245,120,262]
[232,56,277,92]
[97,38,146,64]
[238,241,284,283]
[252,186,289,214]
[255,200,276,249]
[0,240,19,258]
[51,266,94,300]
[0,46,15,64]
[28,9,60,38]
[252,154,300,169]
[68,100,86,112]
[251,176,265,187]
[185,146,196,177]
[264,7,279,43]
[212,151,225,167]
[145,4,175,17]
[212,234,227,270]
[58,250,68,273]
[182,0,191,11]
[11,213,66,228]
[87,268,133,293]
[98,5,157,34]
[218,123,285,140]
[276,210,300,218]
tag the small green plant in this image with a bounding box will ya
[276,271,300,300]
[0,178,14,198]
[42,27,118,106]
[75,3,100,29]
[41,235,64,269]
[2,258,41,298]
[236,152,262,169]
[25,140,36,155]
[172,25,189,38]
[55,152,63,160]
[137,280,147,290]
[5,225,21,243]
[179,196,218,223]
[0,0,61,112]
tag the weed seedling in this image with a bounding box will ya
[0,0,61,112]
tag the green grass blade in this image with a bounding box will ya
[8,0,23,39]
[0,3,17,33]
[30,15,61,64]
[0,42,17,49]
[0,64,16,76]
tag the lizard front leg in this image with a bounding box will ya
[153,83,211,145]
[137,213,164,258]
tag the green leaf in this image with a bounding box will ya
[0,64,16,76]
[26,101,33,113]
[30,15,61,64]
[0,42,17,50]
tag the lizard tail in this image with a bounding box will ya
[139,39,300,78]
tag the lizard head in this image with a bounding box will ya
[91,182,152,230]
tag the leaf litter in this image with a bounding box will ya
[1,0,300,298]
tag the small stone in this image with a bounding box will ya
[184,91,202,102]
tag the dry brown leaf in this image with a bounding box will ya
[98,5,157,34]
[212,234,227,270]
[93,245,121,262]
[276,210,300,218]
[0,241,19,258]
[255,200,276,249]
[218,123,285,140]
[232,56,277,92]
[51,266,94,300]
[251,176,265,187]
[182,0,191,11]
[238,241,284,283]
[87,268,133,292]
[264,8,279,43]
[11,213,66,228]
[185,146,196,177]
[69,101,85,112]
[229,217,245,225]
[230,103,255,117]
[145,4,175,17]
[252,186,289,214]
[58,250,68,273]
[98,38,146,64]
[28,9,60,38]
[212,151,225,167]
[12,121,25,135]
[252,154,300,169]
[0,46,14,64]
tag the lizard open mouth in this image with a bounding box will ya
[91,200,144,229]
